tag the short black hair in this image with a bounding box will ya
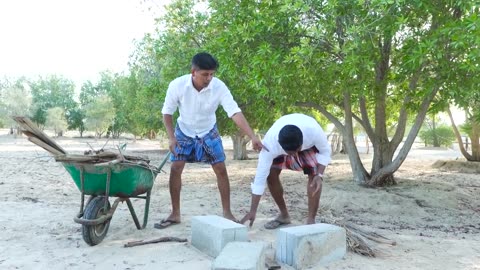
[191,52,219,70]
[278,125,303,151]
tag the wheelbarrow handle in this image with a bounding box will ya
[157,151,171,172]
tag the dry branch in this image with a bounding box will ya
[320,216,395,257]
[124,237,187,248]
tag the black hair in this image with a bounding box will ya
[191,52,219,70]
[278,125,303,151]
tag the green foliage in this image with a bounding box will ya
[67,108,86,137]
[0,77,32,128]
[419,125,455,147]
[29,75,76,127]
[84,95,115,138]
[45,107,68,136]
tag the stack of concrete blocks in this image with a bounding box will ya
[276,223,346,269]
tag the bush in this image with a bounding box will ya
[419,125,455,147]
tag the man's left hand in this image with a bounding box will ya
[310,175,323,195]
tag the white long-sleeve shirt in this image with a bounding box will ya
[161,74,241,138]
[251,113,332,195]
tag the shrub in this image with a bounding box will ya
[419,125,455,147]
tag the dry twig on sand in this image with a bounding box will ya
[322,217,396,257]
[124,237,188,248]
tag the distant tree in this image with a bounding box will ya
[67,107,86,137]
[0,77,32,132]
[29,75,76,128]
[45,107,68,137]
[84,95,115,138]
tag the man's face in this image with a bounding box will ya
[191,69,215,90]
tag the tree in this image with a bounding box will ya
[285,0,476,186]
[206,0,308,159]
[29,75,76,128]
[442,7,480,161]
[67,107,86,137]
[84,95,115,138]
[0,77,32,132]
[45,107,68,137]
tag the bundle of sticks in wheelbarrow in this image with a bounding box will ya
[13,116,170,246]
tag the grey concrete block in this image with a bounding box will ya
[212,241,266,270]
[191,215,248,257]
[276,223,346,269]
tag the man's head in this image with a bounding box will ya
[278,125,303,154]
[191,52,218,90]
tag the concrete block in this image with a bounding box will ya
[191,215,248,257]
[276,223,346,269]
[212,241,266,270]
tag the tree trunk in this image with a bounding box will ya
[432,116,439,147]
[365,136,370,154]
[370,141,396,186]
[329,133,343,154]
[447,106,474,160]
[471,121,480,160]
[343,92,370,185]
[231,131,249,160]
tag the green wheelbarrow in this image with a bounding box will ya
[61,152,170,246]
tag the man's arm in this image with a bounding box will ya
[163,114,178,156]
[231,112,267,152]
[240,194,262,227]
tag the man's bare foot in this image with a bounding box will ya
[223,212,238,222]
[306,217,316,224]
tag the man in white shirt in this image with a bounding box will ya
[155,52,265,229]
[240,113,331,229]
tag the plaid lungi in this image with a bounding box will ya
[171,124,225,164]
[271,146,319,175]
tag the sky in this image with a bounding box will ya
[0,0,166,85]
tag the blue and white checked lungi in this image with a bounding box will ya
[171,124,226,164]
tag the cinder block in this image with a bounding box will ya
[212,241,266,270]
[191,215,248,257]
[276,223,346,269]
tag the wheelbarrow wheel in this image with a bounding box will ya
[82,196,111,246]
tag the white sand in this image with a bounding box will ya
[1,134,479,270]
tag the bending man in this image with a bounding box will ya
[240,113,331,229]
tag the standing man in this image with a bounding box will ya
[240,113,331,229]
[156,52,265,229]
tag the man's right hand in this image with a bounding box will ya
[240,211,257,227]
[168,137,178,156]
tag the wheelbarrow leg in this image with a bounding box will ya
[125,189,151,229]
[76,167,94,219]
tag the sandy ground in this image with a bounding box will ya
[0,133,479,270]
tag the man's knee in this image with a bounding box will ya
[267,168,282,184]
[212,162,228,177]
[170,161,185,175]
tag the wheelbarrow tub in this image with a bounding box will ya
[63,163,158,197]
